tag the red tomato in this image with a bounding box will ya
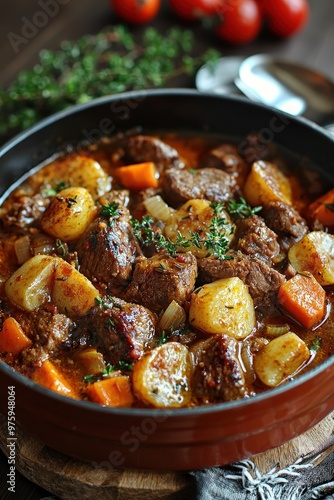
[168,0,220,22]
[110,0,161,25]
[216,0,262,45]
[258,0,309,37]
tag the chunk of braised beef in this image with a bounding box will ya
[2,194,49,229]
[18,307,75,367]
[233,215,280,265]
[124,252,198,314]
[198,251,285,306]
[161,167,238,208]
[77,297,156,365]
[75,205,139,294]
[261,201,308,252]
[239,132,277,164]
[199,143,250,185]
[192,334,250,403]
[98,189,130,208]
[124,135,184,173]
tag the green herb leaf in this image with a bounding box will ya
[225,197,262,218]
[0,26,221,142]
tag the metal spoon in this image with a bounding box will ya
[236,54,334,132]
[196,54,334,133]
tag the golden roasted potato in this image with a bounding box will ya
[164,199,235,258]
[253,332,310,387]
[243,161,292,207]
[52,259,99,317]
[63,155,111,198]
[41,187,96,242]
[5,255,57,311]
[132,342,192,408]
[288,231,334,286]
[189,277,255,339]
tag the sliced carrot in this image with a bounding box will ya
[116,162,159,191]
[32,360,77,399]
[86,375,134,407]
[278,272,326,329]
[0,317,32,355]
[308,188,334,227]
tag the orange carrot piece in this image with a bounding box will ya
[0,317,32,355]
[309,188,334,227]
[86,375,134,407]
[116,162,158,191]
[278,272,326,329]
[33,360,77,399]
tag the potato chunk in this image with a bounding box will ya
[41,187,96,242]
[244,161,292,207]
[5,255,57,311]
[164,199,235,258]
[189,277,255,339]
[254,332,310,387]
[52,259,99,317]
[288,231,334,286]
[132,342,192,408]
[62,155,111,198]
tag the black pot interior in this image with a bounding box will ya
[1,90,334,197]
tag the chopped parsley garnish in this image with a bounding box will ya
[309,336,322,352]
[83,364,115,384]
[95,296,113,309]
[43,180,70,197]
[55,239,67,257]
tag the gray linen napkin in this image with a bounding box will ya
[190,440,334,500]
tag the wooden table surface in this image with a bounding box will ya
[0,0,334,498]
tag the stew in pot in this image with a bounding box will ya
[0,131,333,408]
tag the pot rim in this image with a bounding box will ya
[0,88,333,418]
[1,88,333,158]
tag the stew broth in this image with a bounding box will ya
[0,131,333,408]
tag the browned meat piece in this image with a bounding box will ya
[192,334,250,403]
[239,132,277,164]
[75,206,139,294]
[198,251,285,306]
[98,189,130,207]
[233,215,280,265]
[124,135,184,173]
[18,307,74,366]
[261,201,308,252]
[124,252,198,314]
[2,194,49,229]
[78,297,156,365]
[161,167,237,208]
[199,143,250,185]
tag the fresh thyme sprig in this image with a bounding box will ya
[100,201,121,226]
[0,25,220,141]
[83,364,115,384]
[131,208,232,260]
[83,359,133,384]
[225,197,262,218]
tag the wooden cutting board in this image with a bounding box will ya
[0,412,333,500]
